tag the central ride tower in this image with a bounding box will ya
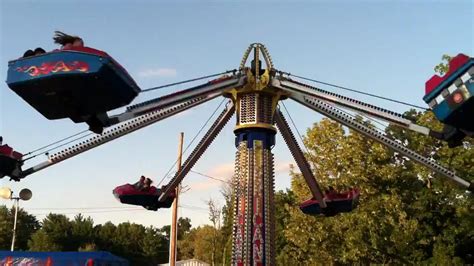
[225,44,285,266]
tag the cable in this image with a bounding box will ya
[23,130,90,157]
[22,132,94,161]
[281,102,311,155]
[180,204,209,211]
[140,70,237,93]
[331,103,389,135]
[156,99,226,186]
[280,71,428,110]
[190,170,231,184]
[29,206,134,210]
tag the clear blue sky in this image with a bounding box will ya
[0,0,472,228]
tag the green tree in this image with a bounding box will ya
[274,189,296,264]
[28,230,61,251]
[281,115,473,264]
[434,54,453,75]
[71,214,95,250]
[207,198,222,266]
[189,225,220,264]
[95,221,117,252]
[161,217,192,240]
[0,205,40,251]
[178,227,197,260]
[141,226,169,264]
[218,183,234,265]
[28,213,73,251]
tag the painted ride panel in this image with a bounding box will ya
[6,49,140,125]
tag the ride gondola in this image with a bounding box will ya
[6,47,140,133]
[113,183,175,211]
[424,54,474,144]
[0,137,23,179]
[299,188,360,217]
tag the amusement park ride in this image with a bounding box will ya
[1,43,473,265]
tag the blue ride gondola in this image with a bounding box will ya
[424,54,474,134]
[6,47,140,133]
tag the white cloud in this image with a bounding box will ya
[207,163,235,179]
[138,68,177,78]
[275,161,294,174]
[187,160,295,192]
[189,180,222,192]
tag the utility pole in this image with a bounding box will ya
[169,132,184,266]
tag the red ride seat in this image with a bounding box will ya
[0,144,23,179]
[299,188,360,217]
[113,183,175,211]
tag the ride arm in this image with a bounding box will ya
[272,76,440,138]
[159,102,235,201]
[109,75,245,124]
[279,86,473,191]
[16,75,246,180]
[274,109,326,207]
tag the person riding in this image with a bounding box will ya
[143,178,153,191]
[53,31,84,49]
[52,31,110,57]
[133,176,146,190]
[132,176,154,191]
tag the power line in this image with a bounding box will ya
[29,206,134,210]
[30,208,143,216]
[29,205,209,215]
[280,71,429,110]
[180,204,209,211]
[157,99,226,186]
[190,170,231,184]
[141,70,237,93]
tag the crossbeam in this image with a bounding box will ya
[275,109,326,207]
[159,102,235,201]
[287,92,473,191]
[19,95,220,179]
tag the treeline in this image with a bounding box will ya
[1,110,473,265]
[0,207,190,265]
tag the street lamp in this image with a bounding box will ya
[0,187,32,251]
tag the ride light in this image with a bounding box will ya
[452,92,464,104]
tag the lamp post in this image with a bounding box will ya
[0,187,32,251]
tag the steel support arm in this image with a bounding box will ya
[275,109,327,207]
[159,102,235,201]
[19,95,220,179]
[111,75,245,124]
[272,77,432,136]
[288,92,473,191]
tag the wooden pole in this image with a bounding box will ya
[169,132,184,266]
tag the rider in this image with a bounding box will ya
[133,176,154,191]
[53,31,109,57]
